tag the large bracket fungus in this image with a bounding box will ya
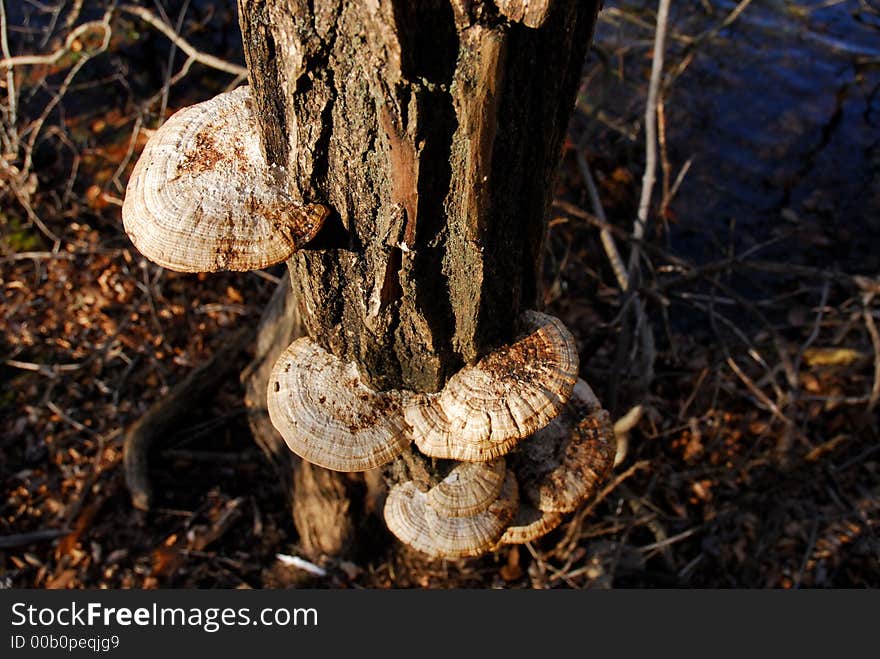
[267,337,417,472]
[122,86,329,273]
[405,311,580,462]
[379,317,615,557]
[384,462,520,559]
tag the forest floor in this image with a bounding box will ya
[1,0,878,588]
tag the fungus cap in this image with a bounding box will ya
[426,459,507,517]
[384,469,519,559]
[406,310,579,462]
[267,337,415,472]
[123,86,328,273]
[497,504,563,546]
[514,379,615,513]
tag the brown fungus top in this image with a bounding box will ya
[267,337,416,472]
[405,310,579,462]
[512,379,615,513]
[122,86,328,273]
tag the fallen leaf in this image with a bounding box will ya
[803,347,863,367]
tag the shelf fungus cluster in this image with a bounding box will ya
[122,86,329,273]
[121,86,615,561]
[266,310,616,558]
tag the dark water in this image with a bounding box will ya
[585,0,880,272]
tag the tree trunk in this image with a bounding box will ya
[238,0,601,556]
[241,277,355,558]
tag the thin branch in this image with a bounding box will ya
[20,13,113,174]
[0,19,108,67]
[0,0,17,152]
[47,400,99,435]
[726,356,792,426]
[118,5,247,78]
[666,0,756,85]
[792,280,831,387]
[863,303,880,412]
[158,0,191,119]
[627,0,671,277]
[575,147,629,291]
[666,156,694,207]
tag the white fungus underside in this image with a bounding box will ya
[407,311,579,461]
[518,379,615,513]
[267,337,415,472]
[123,86,322,272]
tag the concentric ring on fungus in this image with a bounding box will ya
[267,337,416,472]
[123,86,328,273]
[425,459,507,517]
[405,310,579,462]
[384,468,519,559]
[497,504,563,546]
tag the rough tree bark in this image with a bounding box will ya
[238,0,601,558]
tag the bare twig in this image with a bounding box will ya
[21,13,113,174]
[5,359,82,375]
[639,525,699,553]
[0,0,18,153]
[551,460,651,560]
[666,156,693,208]
[794,518,819,589]
[657,96,671,222]
[792,280,831,388]
[666,0,756,84]
[157,0,191,118]
[109,115,143,193]
[726,356,792,426]
[574,147,629,292]
[118,5,247,78]
[0,250,75,262]
[0,528,70,549]
[2,161,62,245]
[0,19,108,67]
[627,0,671,277]
[862,302,880,412]
[47,400,99,435]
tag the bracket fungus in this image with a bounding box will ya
[512,379,615,514]
[122,86,613,557]
[405,310,579,462]
[384,364,615,557]
[122,86,329,272]
[497,504,563,546]
[384,462,519,558]
[426,458,507,517]
[267,337,417,472]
